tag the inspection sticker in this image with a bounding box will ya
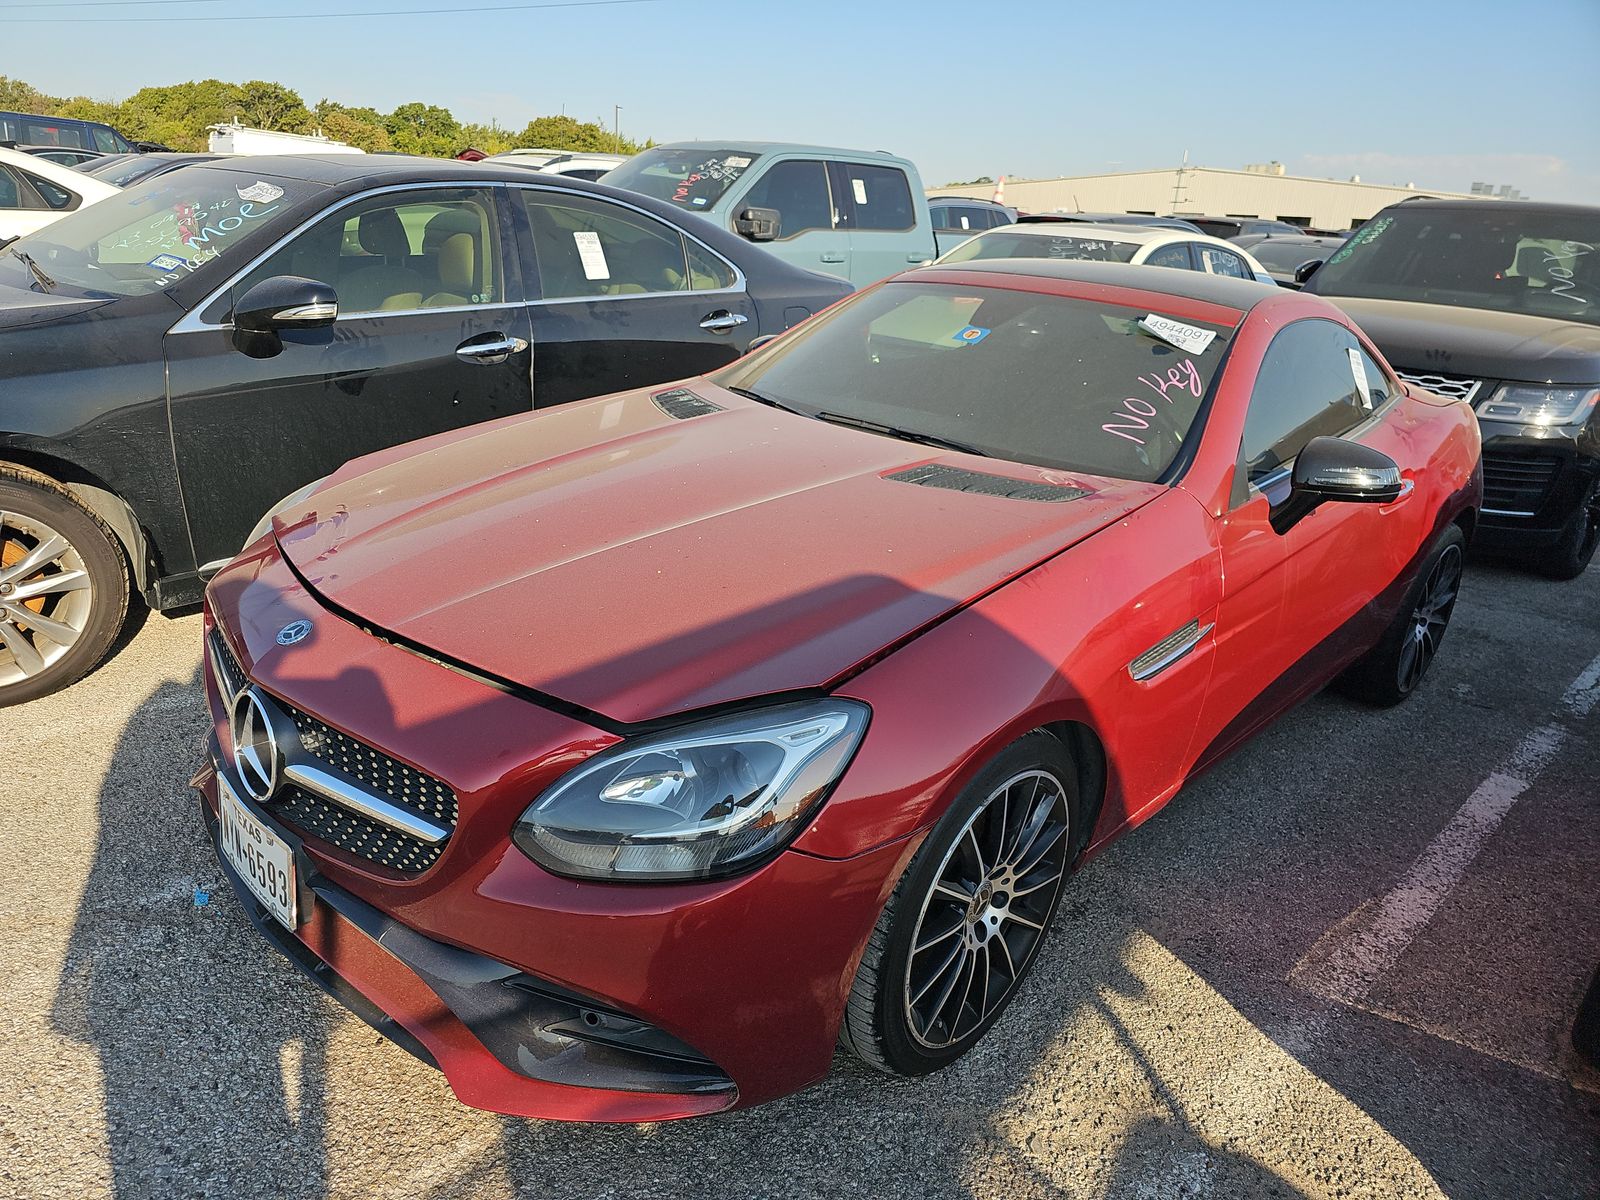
[1139,313,1216,355]
[952,325,991,346]
[573,231,611,281]
[1348,346,1373,409]
[146,254,187,271]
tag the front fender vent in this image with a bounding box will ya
[886,464,1090,503]
[652,388,724,420]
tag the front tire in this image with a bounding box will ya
[1338,524,1465,707]
[840,731,1080,1076]
[1537,475,1600,580]
[0,468,129,707]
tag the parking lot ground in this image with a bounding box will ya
[2,559,1596,1200]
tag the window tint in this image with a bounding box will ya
[742,160,833,239]
[1144,243,1193,270]
[836,163,914,232]
[1199,246,1252,278]
[238,188,501,315]
[685,239,736,290]
[24,173,73,209]
[23,120,86,149]
[91,127,122,154]
[0,167,21,209]
[524,191,702,299]
[931,206,954,231]
[1241,319,1371,485]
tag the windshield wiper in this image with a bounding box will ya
[812,411,990,457]
[8,247,55,293]
[724,385,803,415]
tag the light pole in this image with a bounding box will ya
[613,105,621,154]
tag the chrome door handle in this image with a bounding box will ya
[820,252,846,263]
[699,310,749,334]
[456,335,528,365]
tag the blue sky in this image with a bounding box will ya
[10,0,1599,201]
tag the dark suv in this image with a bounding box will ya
[1303,199,1600,577]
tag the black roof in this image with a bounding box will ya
[918,258,1278,311]
[1378,197,1600,218]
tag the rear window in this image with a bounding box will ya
[713,281,1235,483]
[602,147,760,211]
[940,230,1139,265]
[1185,219,1240,239]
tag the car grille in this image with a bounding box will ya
[209,630,458,874]
[1394,369,1485,406]
[1481,453,1562,516]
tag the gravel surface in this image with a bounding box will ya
[2,559,1596,1200]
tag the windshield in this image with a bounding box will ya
[0,166,312,298]
[1249,239,1342,271]
[712,282,1234,483]
[940,231,1140,265]
[602,147,760,211]
[1308,206,1600,326]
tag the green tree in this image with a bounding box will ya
[314,109,390,153]
[0,75,58,114]
[116,79,243,150]
[384,102,460,157]
[459,121,516,156]
[515,114,641,155]
[234,79,310,132]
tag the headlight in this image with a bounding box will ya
[1478,384,1600,427]
[241,476,327,551]
[513,700,870,882]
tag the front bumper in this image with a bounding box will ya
[1474,420,1600,547]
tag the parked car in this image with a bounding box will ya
[0,110,136,156]
[603,142,938,287]
[937,221,1275,285]
[1019,211,1204,234]
[77,151,222,189]
[1231,232,1349,287]
[537,153,630,182]
[196,259,1479,1122]
[485,148,572,169]
[1179,215,1305,241]
[929,196,1016,255]
[0,145,120,243]
[1302,198,1600,577]
[0,142,103,168]
[0,154,852,704]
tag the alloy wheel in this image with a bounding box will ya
[1397,542,1462,694]
[903,769,1071,1050]
[1577,481,1600,566]
[0,510,95,689]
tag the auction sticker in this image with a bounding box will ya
[573,231,611,280]
[1139,314,1216,355]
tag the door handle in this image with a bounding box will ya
[456,334,528,365]
[699,310,749,334]
[820,252,846,263]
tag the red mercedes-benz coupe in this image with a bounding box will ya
[195,260,1481,1122]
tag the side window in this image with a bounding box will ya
[23,120,85,149]
[685,239,736,290]
[91,126,123,154]
[1241,320,1371,486]
[23,173,75,210]
[1356,347,1392,409]
[0,167,22,209]
[930,207,953,231]
[524,191,705,299]
[1145,243,1193,270]
[1199,246,1252,279]
[741,160,833,240]
[835,163,915,232]
[236,188,501,315]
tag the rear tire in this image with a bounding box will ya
[840,731,1080,1076]
[1536,475,1600,581]
[0,468,129,707]
[1338,524,1465,708]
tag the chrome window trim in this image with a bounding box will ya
[167,178,748,336]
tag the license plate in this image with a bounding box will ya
[219,777,298,929]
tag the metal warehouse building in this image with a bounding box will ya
[929,162,1499,231]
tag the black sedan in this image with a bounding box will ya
[77,151,223,189]
[0,155,853,704]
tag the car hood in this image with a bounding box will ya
[274,385,1162,724]
[1324,296,1600,385]
[0,279,114,329]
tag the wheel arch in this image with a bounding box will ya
[0,438,154,594]
[1040,719,1108,858]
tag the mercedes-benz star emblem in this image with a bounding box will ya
[229,687,281,802]
[276,619,313,646]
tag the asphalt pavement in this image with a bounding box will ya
[2,557,1596,1200]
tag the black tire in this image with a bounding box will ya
[0,467,130,707]
[840,730,1081,1076]
[1536,475,1600,581]
[1337,524,1466,708]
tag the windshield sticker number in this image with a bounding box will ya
[952,325,990,346]
[573,230,611,280]
[1139,314,1216,355]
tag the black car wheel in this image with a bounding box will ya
[1538,474,1600,581]
[840,731,1081,1075]
[0,468,129,707]
[1338,524,1465,708]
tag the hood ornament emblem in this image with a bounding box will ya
[276,619,313,646]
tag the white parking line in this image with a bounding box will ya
[1286,648,1600,1058]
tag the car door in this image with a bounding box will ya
[165,184,534,568]
[514,187,755,407]
[732,158,849,280]
[830,161,933,285]
[1192,318,1418,767]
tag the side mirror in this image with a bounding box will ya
[1293,259,1324,287]
[1272,436,1405,532]
[735,206,780,242]
[233,275,338,334]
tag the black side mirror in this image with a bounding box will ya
[233,275,338,334]
[1272,436,1405,533]
[1293,259,1324,286]
[735,207,780,242]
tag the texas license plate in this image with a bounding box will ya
[219,776,298,929]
